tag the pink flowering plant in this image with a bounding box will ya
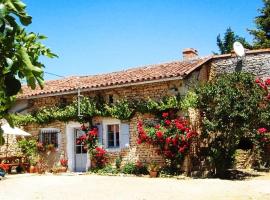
[137,112,197,171]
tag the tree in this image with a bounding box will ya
[216,27,252,54]
[0,0,56,145]
[196,72,270,176]
[248,0,270,48]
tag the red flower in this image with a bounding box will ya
[175,120,186,131]
[172,137,178,146]
[156,131,163,139]
[165,120,171,126]
[155,124,160,129]
[261,137,269,142]
[137,120,143,127]
[265,78,270,86]
[60,158,68,167]
[178,147,185,153]
[162,112,169,118]
[88,129,98,137]
[258,128,267,134]
[81,125,87,131]
[137,138,142,144]
[165,137,172,144]
[255,78,261,83]
[259,83,267,90]
[186,131,194,139]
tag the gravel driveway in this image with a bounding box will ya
[1,173,270,200]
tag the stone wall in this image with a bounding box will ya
[0,135,22,157]
[210,52,270,79]
[23,121,66,169]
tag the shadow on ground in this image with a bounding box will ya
[219,169,261,180]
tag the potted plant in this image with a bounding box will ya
[148,162,159,178]
[18,138,38,173]
[46,144,55,152]
[29,155,38,173]
[36,156,47,174]
[60,158,68,172]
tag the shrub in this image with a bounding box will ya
[94,165,119,174]
[122,162,137,174]
[196,72,270,176]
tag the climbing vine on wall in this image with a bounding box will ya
[11,95,186,126]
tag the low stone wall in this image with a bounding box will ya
[0,135,22,157]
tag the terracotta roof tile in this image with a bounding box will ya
[19,57,210,99]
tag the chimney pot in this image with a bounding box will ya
[182,48,198,60]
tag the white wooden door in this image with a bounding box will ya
[74,129,87,172]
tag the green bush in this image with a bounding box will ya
[122,162,137,174]
[94,165,119,174]
[121,161,148,175]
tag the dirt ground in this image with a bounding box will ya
[0,171,270,200]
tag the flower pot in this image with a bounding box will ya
[91,160,97,169]
[29,165,37,173]
[60,166,67,173]
[149,171,158,178]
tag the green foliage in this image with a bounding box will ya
[121,161,148,175]
[17,138,38,165]
[91,165,119,174]
[136,95,182,114]
[11,95,186,125]
[115,156,122,169]
[216,27,252,54]
[180,91,198,110]
[196,72,270,175]
[121,162,137,174]
[248,0,270,48]
[105,99,134,120]
[0,0,56,144]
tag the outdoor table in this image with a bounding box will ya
[0,156,30,173]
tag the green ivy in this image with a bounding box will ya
[11,95,185,126]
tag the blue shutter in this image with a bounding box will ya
[57,132,62,150]
[120,123,130,149]
[96,124,103,146]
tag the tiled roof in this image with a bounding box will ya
[19,57,211,99]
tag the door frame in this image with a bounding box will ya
[66,122,90,172]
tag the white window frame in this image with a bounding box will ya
[102,118,121,152]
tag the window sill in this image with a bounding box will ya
[105,147,121,152]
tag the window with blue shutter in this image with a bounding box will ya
[120,123,130,149]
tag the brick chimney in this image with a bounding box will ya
[182,48,198,60]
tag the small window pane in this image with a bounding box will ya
[76,146,82,154]
[40,132,58,147]
[116,132,119,147]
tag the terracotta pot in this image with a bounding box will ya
[149,171,158,178]
[60,166,67,173]
[29,166,36,173]
[91,160,97,169]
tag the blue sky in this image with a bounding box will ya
[24,0,263,80]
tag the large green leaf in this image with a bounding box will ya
[4,74,21,96]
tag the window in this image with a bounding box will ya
[75,129,87,154]
[107,124,119,148]
[39,128,60,148]
[108,94,114,104]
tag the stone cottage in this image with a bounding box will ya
[8,48,270,172]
